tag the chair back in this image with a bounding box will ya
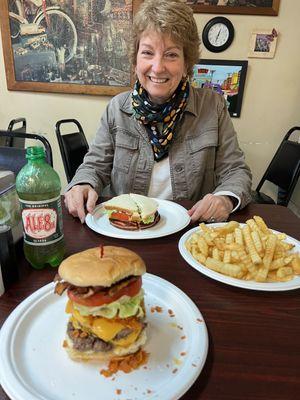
[0,131,53,177]
[255,127,300,206]
[55,119,89,183]
[6,118,27,148]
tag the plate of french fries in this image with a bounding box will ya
[178,216,300,291]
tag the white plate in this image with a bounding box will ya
[85,199,191,239]
[0,274,208,400]
[178,223,300,292]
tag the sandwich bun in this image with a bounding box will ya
[104,194,159,231]
[58,246,146,287]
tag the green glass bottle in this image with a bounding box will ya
[16,146,65,269]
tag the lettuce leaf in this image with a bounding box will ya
[73,290,144,319]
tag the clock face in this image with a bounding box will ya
[202,17,234,53]
[208,23,230,47]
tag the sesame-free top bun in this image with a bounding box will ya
[58,246,146,287]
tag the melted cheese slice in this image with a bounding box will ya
[67,300,143,345]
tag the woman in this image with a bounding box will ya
[64,0,252,223]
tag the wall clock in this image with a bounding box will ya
[202,17,234,53]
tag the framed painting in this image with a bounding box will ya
[248,29,278,58]
[192,59,248,117]
[186,0,280,16]
[0,0,142,96]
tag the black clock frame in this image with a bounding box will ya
[202,17,234,53]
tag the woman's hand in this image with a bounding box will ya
[64,184,98,223]
[188,194,234,223]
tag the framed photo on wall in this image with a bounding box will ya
[192,59,248,117]
[186,0,280,16]
[0,0,142,96]
[248,29,278,58]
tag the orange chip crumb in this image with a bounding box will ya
[151,305,163,313]
[100,349,149,378]
[197,318,203,323]
[116,389,122,395]
[181,336,186,340]
[168,309,175,317]
[180,352,186,356]
[62,340,68,348]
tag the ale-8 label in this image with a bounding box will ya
[19,196,63,245]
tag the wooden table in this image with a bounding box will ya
[1,202,300,400]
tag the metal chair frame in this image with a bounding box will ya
[55,119,88,183]
[253,126,300,207]
[0,131,53,176]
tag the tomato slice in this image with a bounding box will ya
[67,277,142,307]
[110,212,130,221]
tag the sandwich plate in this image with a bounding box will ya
[0,273,208,400]
[178,224,300,291]
[85,199,191,239]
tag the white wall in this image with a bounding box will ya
[0,1,299,211]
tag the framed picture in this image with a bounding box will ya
[0,0,142,96]
[186,0,280,16]
[248,29,278,58]
[192,59,248,117]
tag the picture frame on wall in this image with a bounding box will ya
[248,29,278,58]
[0,0,142,96]
[186,0,280,16]
[192,59,248,117]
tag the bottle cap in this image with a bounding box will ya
[26,146,45,160]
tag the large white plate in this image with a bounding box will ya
[0,274,208,400]
[178,223,300,292]
[85,199,191,239]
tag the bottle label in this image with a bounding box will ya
[19,196,64,245]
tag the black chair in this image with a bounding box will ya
[252,126,300,207]
[6,117,27,148]
[55,119,89,183]
[0,130,53,176]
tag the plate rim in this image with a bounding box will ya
[178,223,300,292]
[85,198,191,240]
[0,274,208,400]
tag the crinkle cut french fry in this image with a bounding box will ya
[269,256,293,271]
[197,236,209,257]
[223,250,231,264]
[246,218,261,233]
[212,247,220,261]
[205,257,245,279]
[242,226,262,265]
[251,230,263,255]
[255,265,269,282]
[276,266,294,281]
[262,234,277,268]
[253,216,270,234]
[291,254,300,274]
[234,228,243,245]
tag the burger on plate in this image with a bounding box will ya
[103,193,160,231]
[54,246,147,362]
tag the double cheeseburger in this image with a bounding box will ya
[55,246,147,362]
[104,193,160,231]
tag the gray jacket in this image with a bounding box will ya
[66,86,252,208]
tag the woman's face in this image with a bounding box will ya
[135,30,187,104]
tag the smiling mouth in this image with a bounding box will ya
[148,77,168,83]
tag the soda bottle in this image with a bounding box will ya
[16,146,65,269]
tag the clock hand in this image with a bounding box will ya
[216,28,222,41]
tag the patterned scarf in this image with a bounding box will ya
[132,78,189,161]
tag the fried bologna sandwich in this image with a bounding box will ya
[104,193,160,230]
[55,246,147,362]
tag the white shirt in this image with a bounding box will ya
[147,157,240,211]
